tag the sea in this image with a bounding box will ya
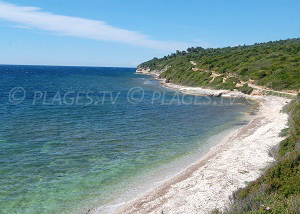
[0,65,253,213]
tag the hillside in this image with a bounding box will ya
[138,38,300,95]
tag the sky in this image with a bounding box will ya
[0,0,299,67]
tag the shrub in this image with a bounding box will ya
[238,84,254,95]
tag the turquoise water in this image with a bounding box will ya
[0,65,252,213]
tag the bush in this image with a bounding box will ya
[238,84,254,95]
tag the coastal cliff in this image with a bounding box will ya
[136,66,167,77]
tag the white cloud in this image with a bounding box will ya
[0,1,189,50]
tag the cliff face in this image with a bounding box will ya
[136,67,152,74]
[136,66,168,77]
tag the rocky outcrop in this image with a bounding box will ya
[190,61,197,66]
[136,66,169,77]
[136,67,152,74]
[169,86,247,98]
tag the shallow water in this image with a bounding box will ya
[0,65,253,213]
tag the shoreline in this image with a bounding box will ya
[136,69,250,98]
[115,95,289,213]
[136,68,297,98]
[88,72,291,213]
[112,72,290,213]
[87,112,254,214]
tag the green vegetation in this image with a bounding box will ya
[225,94,300,213]
[238,84,254,95]
[139,38,300,212]
[139,38,300,93]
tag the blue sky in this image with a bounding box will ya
[0,0,299,67]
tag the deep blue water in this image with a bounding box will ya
[0,65,252,213]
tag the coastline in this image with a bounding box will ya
[112,72,290,213]
[87,71,291,214]
[136,68,251,98]
[115,95,289,214]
